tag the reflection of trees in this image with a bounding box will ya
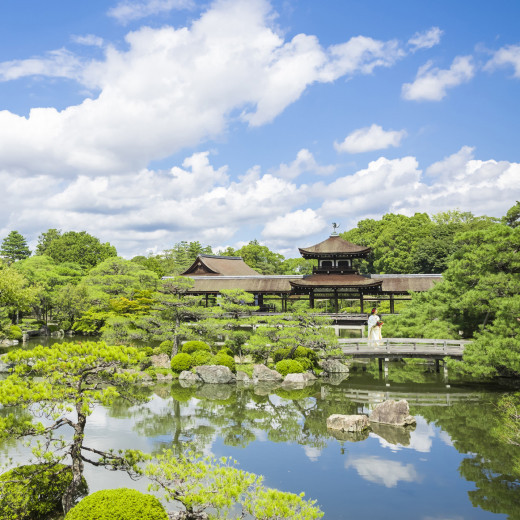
[417,397,520,520]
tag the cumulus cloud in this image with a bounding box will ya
[0,0,408,178]
[262,209,326,239]
[334,124,407,154]
[108,0,194,23]
[72,34,104,47]
[345,456,421,487]
[408,27,443,51]
[271,149,336,179]
[485,44,520,78]
[402,56,475,101]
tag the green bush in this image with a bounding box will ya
[273,348,291,363]
[48,324,60,333]
[59,320,72,331]
[158,340,173,356]
[275,359,304,377]
[144,346,154,357]
[8,325,23,341]
[65,488,168,520]
[181,340,211,355]
[294,346,318,364]
[212,352,236,373]
[192,350,213,366]
[170,353,194,373]
[295,357,313,371]
[0,463,88,520]
[218,346,234,357]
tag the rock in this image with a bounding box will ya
[196,383,233,401]
[328,429,370,443]
[195,365,236,384]
[370,422,415,446]
[0,354,12,373]
[252,364,283,382]
[321,372,349,385]
[369,399,416,426]
[254,381,281,396]
[178,371,202,385]
[281,372,316,389]
[236,371,252,383]
[168,511,208,520]
[151,354,171,369]
[326,414,370,432]
[0,339,18,346]
[321,359,349,373]
[156,372,173,382]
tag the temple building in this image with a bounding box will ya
[177,234,441,314]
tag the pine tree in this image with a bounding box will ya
[0,231,31,263]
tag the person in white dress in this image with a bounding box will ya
[367,308,383,345]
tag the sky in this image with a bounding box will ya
[1,0,519,259]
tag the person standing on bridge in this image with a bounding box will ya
[367,308,383,345]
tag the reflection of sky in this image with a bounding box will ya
[345,456,422,488]
[371,416,436,453]
[304,445,322,462]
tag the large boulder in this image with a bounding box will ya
[369,399,416,426]
[321,359,349,373]
[195,365,236,384]
[370,422,415,446]
[0,354,12,373]
[236,371,252,384]
[151,354,171,369]
[252,364,283,383]
[321,372,349,385]
[327,414,369,432]
[282,372,316,389]
[178,371,202,386]
[196,383,233,401]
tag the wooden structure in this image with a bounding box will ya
[175,236,442,313]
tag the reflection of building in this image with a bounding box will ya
[177,234,441,314]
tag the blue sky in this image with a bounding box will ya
[0,0,519,258]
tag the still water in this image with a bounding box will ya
[2,354,519,519]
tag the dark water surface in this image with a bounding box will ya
[2,351,519,519]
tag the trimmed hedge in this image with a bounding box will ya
[170,353,194,373]
[191,350,213,366]
[275,359,304,377]
[0,463,87,520]
[181,340,211,354]
[65,488,168,520]
[8,325,23,341]
[158,340,173,356]
[212,352,236,373]
[295,356,313,371]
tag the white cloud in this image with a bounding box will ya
[425,146,475,181]
[262,209,326,239]
[408,27,443,51]
[334,124,407,154]
[303,446,322,462]
[0,0,407,177]
[485,44,520,78]
[271,149,336,179]
[108,0,194,24]
[72,34,104,47]
[402,56,475,101]
[0,49,85,82]
[345,456,421,488]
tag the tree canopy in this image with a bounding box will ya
[0,231,31,264]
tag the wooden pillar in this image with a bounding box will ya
[309,292,314,309]
[283,295,288,312]
[257,294,264,307]
[205,294,209,307]
[378,358,383,372]
[359,292,364,313]
[390,293,395,314]
[435,359,440,373]
[334,289,339,313]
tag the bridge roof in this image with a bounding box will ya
[299,235,371,258]
[181,254,260,276]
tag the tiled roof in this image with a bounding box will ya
[181,255,260,276]
[290,273,382,288]
[299,235,370,257]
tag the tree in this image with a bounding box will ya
[234,240,285,275]
[43,231,117,268]
[0,265,39,322]
[0,341,149,515]
[504,201,520,228]
[0,231,31,264]
[35,228,62,255]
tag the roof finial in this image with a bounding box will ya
[331,222,340,236]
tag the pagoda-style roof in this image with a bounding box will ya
[299,235,371,258]
[177,275,300,294]
[290,273,382,291]
[181,255,260,276]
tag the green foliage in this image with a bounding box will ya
[273,348,291,363]
[218,346,234,357]
[212,352,236,373]
[275,359,304,377]
[65,488,168,520]
[35,228,62,256]
[146,450,323,519]
[191,350,213,366]
[171,353,194,373]
[0,230,31,264]
[8,324,22,340]
[0,463,88,520]
[158,340,173,356]
[181,340,211,354]
[224,240,285,275]
[44,231,117,268]
[295,357,313,371]
[0,265,39,315]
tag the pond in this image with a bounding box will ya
[2,359,519,519]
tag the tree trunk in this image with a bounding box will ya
[62,411,87,514]
[172,317,181,358]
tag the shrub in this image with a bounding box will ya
[273,348,291,363]
[171,353,194,373]
[275,359,304,377]
[294,346,318,364]
[60,320,72,331]
[158,340,173,356]
[192,350,213,366]
[65,488,168,520]
[8,325,23,341]
[0,463,88,520]
[48,324,60,333]
[218,346,234,357]
[181,340,211,355]
[144,347,154,357]
[212,352,236,373]
[295,357,313,371]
